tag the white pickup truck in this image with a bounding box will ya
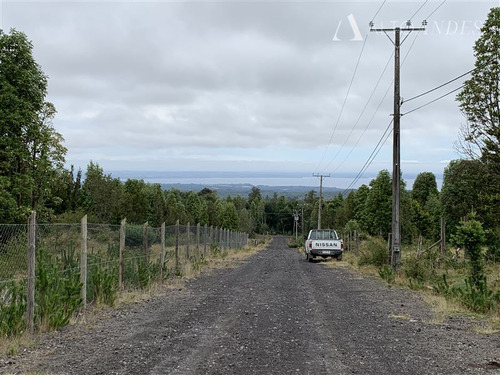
[304,229,344,262]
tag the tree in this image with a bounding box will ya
[0,29,66,222]
[120,179,149,224]
[364,170,392,237]
[81,162,122,223]
[412,172,439,208]
[441,159,490,232]
[217,201,240,231]
[456,7,500,174]
[410,172,440,240]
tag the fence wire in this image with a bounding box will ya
[0,218,249,337]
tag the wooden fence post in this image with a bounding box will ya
[27,212,36,335]
[80,215,88,308]
[186,222,191,259]
[175,220,180,272]
[119,218,126,290]
[160,222,166,279]
[203,224,208,256]
[196,223,200,259]
[143,222,149,262]
[440,217,446,254]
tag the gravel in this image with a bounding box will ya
[1,236,499,374]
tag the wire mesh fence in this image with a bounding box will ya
[0,214,249,337]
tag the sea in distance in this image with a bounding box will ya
[111,171,441,196]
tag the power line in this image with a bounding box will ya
[403,69,472,103]
[315,34,370,173]
[425,0,447,20]
[343,119,393,191]
[342,119,393,193]
[409,0,430,22]
[402,85,464,116]
[321,50,394,173]
[331,32,421,176]
[371,0,388,23]
[316,0,390,173]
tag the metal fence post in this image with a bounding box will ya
[27,212,36,335]
[80,215,88,308]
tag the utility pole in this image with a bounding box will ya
[312,173,330,230]
[370,20,426,271]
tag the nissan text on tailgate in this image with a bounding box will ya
[305,229,343,262]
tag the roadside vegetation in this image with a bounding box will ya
[0,235,270,355]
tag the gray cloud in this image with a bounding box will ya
[2,0,498,184]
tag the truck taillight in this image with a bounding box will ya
[308,242,312,249]
[341,242,344,249]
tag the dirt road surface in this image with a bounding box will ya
[2,236,499,374]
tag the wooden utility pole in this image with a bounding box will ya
[370,21,426,271]
[313,173,330,230]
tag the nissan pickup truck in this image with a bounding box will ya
[304,229,343,262]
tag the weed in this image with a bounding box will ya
[378,264,395,285]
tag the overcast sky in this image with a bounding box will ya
[2,0,499,188]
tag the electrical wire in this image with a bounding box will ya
[342,119,394,193]
[425,0,447,20]
[409,0,430,22]
[402,85,464,116]
[315,0,390,173]
[371,0,388,23]
[314,33,370,173]
[331,32,420,181]
[321,51,394,174]
[402,70,472,103]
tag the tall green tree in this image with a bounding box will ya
[456,7,500,173]
[364,170,392,237]
[441,159,490,232]
[412,172,439,208]
[81,162,122,223]
[0,29,66,222]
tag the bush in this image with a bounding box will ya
[378,264,395,285]
[36,263,82,331]
[287,237,302,248]
[358,237,389,268]
[403,254,429,284]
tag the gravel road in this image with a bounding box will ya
[2,236,499,374]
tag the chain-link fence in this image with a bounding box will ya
[0,214,249,337]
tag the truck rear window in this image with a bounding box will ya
[309,230,338,240]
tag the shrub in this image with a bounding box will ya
[378,264,395,285]
[358,236,388,268]
[403,254,429,284]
